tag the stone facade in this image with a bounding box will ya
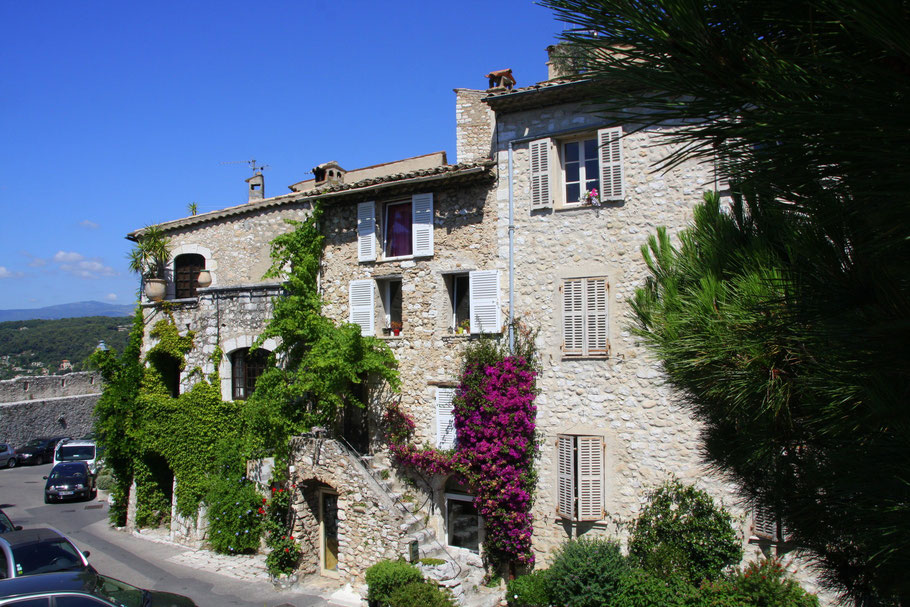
[0,372,101,446]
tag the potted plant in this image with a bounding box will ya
[455,319,470,335]
[390,321,402,337]
[128,225,172,301]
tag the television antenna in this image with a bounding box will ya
[220,159,271,174]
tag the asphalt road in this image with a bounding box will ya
[0,461,328,606]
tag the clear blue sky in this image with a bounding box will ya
[0,1,565,310]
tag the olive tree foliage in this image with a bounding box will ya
[542,1,910,603]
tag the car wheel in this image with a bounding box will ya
[7,458,15,468]
[44,494,50,504]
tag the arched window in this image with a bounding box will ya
[175,253,205,299]
[231,348,269,400]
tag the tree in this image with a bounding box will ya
[541,1,910,603]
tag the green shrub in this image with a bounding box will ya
[628,480,742,584]
[388,581,454,607]
[204,440,262,554]
[547,537,629,607]
[265,534,301,578]
[611,567,697,607]
[507,569,551,607]
[694,559,818,607]
[365,560,424,606]
[95,471,114,492]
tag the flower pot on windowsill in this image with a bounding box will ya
[392,329,401,337]
[196,270,212,288]
[144,278,167,302]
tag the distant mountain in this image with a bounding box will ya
[0,301,135,322]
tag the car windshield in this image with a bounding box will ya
[93,573,146,607]
[58,446,95,461]
[0,512,13,533]
[49,470,86,481]
[11,538,84,576]
[24,439,46,448]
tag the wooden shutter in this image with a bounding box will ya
[357,201,376,262]
[436,387,456,450]
[753,504,780,541]
[348,280,375,336]
[469,270,500,334]
[562,279,584,355]
[530,138,551,209]
[557,435,575,519]
[577,435,604,521]
[411,193,434,256]
[585,278,609,355]
[598,127,624,201]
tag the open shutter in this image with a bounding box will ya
[563,279,584,355]
[753,504,780,541]
[585,278,609,355]
[412,193,434,256]
[529,138,551,209]
[469,270,500,334]
[348,280,375,336]
[557,435,575,519]
[598,127,624,201]
[436,387,456,450]
[577,436,604,521]
[357,201,376,262]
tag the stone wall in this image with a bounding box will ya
[0,372,101,403]
[0,393,99,447]
[455,89,495,163]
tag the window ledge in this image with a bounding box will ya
[561,355,610,361]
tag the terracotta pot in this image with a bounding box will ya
[196,270,212,288]
[144,278,167,301]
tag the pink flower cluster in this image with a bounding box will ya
[386,355,537,566]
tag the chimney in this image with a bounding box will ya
[246,172,264,202]
[313,161,346,187]
[485,69,516,91]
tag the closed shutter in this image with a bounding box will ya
[585,278,609,355]
[577,435,604,521]
[436,387,456,450]
[412,193,434,256]
[357,201,376,262]
[557,435,575,519]
[349,280,375,336]
[469,270,500,334]
[530,138,551,209]
[562,279,584,355]
[753,504,780,541]
[598,127,624,201]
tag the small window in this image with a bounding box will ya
[174,253,205,299]
[444,270,501,335]
[356,194,433,262]
[379,278,403,334]
[445,477,483,552]
[563,138,600,204]
[752,502,788,543]
[231,348,269,400]
[449,274,470,333]
[557,434,604,521]
[384,201,413,258]
[562,277,609,357]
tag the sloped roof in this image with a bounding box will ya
[482,78,600,113]
[127,159,495,239]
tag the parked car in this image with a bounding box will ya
[44,462,96,503]
[53,440,98,475]
[0,511,20,535]
[0,570,198,606]
[14,437,70,466]
[0,528,91,579]
[0,445,15,470]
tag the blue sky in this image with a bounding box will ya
[0,1,564,310]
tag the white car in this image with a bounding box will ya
[53,440,98,475]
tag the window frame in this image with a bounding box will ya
[444,478,484,552]
[174,253,205,299]
[561,136,601,206]
[382,199,413,260]
[357,193,434,263]
[230,347,269,401]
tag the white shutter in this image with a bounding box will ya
[529,138,551,209]
[412,193,434,256]
[577,435,604,521]
[557,435,575,519]
[348,280,375,336]
[469,270,500,334]
[585,278,609,355]
[357,201,377,262]
[435,387,456,450]
[598,127,624,201]
[562,279,584,355]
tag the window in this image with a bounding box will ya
[445,477,483,551]
[230,348,269,400]
[562,277,609,356]
[174,253,205,299]
[529,126,624,209]
[752,503,787,543]
[445,270,501,334]
[357,193,433,262]
[557,434,604,521]
[436,387,456,450]
[379,278,403,334]
[349,280,376,336]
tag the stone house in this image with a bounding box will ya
[127,47,821,599]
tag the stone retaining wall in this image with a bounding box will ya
[0,372,101,403]
[0,393,99,446]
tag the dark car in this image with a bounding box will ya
[0,511,20,535]
[0,570,197,606]
[0,528,91,579]
[15,437,69,466]
[43,462,95,503]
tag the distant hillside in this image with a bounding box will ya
[0,316,133,380]
[0,301,134,322]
